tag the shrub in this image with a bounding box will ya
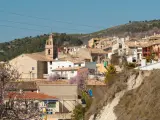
[71,91,92,120]
[48,73,60,81]
[106,64,116,74]
[69,71,88,90]
[127,63,136,68]
[104,64,116,84]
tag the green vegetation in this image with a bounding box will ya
[71,91,92,120]
[104,64,116,84]
[126,63,136,69]
[0,33,83,61]
[73,19,160,44]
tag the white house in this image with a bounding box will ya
[46,60,86,79]
[64,45,87,55]
[125,41,143,63]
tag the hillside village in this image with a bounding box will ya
[1,32,160,120]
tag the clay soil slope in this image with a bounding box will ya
[115,70,160,120]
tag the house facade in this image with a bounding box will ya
[142,43,160,60]
[9,34,58,80]
[9,53,48,80]
[47,60,88,79]
[38,84,78,113]
[125,41,143,63]
[5,91,60,120]
[88,38,101,48]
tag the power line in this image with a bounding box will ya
[0,9,104,29]
[0,19,50,28]
[0,19,87,32]
[0,24,89,34]
[0,24,43,32]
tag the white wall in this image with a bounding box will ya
[127,56,133,63]
[48,61,74,74]
[47,61,85,79]
[126,48,142,63]
[74,62,85,67]
[54,70,77,79]
[108,53,113,59]
[138,62,160,70]
[60,100,77,112]
[9,54,38,79]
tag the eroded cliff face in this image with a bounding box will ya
[115,70,160,120]
[88,70,152,120]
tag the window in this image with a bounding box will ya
[48,49,50,55]
[69,65,71,67]
[58,66,60,68]
[72,71,74,73]
[119,43,122,48]
[50,61,52,65]
[47,102,56,108]
[5,102,9,109]
[78,64,81,67]
[62,66,64,68]
[50,67,52,69]
[32,67,34,70]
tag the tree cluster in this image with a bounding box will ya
[0,63,42,120]
[0,33,83,61]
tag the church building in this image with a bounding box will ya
[9,34,58,80]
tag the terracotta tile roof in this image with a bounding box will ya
[25,52,52,61]
[35,79,105,85]
[149,34,160,39]
[126,40,160,48]
[6,92,57,100]
[77,67,88,74]
[125,41,144,47]
[6,81,38,91]
[36,80,69,85]
[89,48,111,54]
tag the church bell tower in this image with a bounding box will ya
[45,33,58,59]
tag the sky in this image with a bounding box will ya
[0,0,160,42]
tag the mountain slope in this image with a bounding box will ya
[74,19,160,44]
